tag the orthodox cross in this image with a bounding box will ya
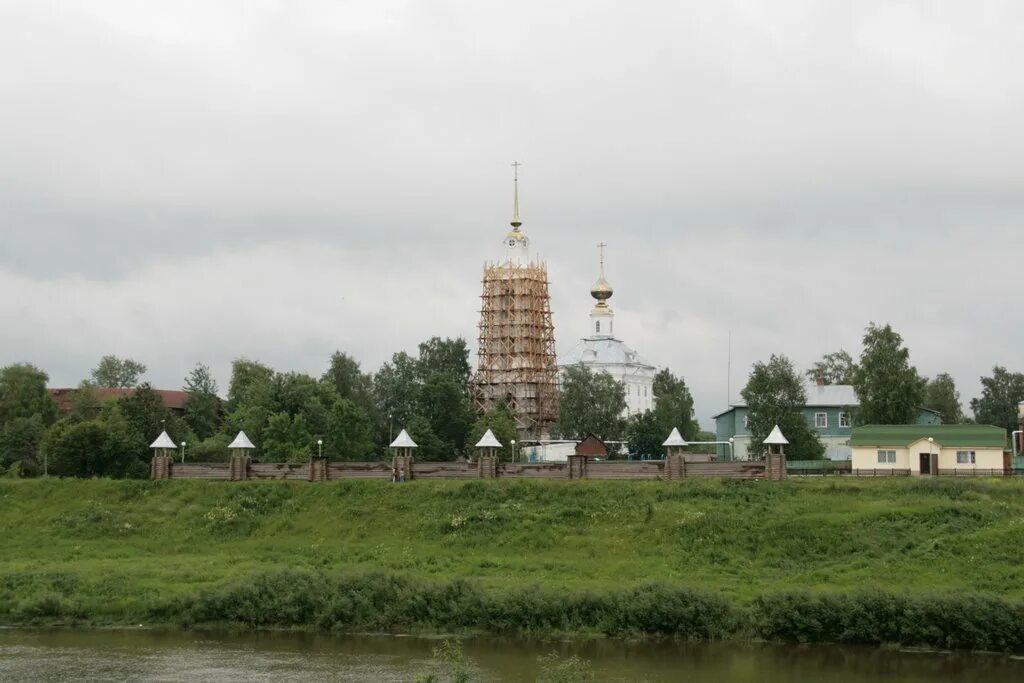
[511,160,522,181]
[597,242,607,274]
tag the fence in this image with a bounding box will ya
[151,453,789,483]
[787,460,1021,477]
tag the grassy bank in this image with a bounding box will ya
[2,477,1024,650]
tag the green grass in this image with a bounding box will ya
[2,477,1024,648]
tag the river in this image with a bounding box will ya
[2,629,1023,682]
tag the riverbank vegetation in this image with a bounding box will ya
[2,477,1024,651]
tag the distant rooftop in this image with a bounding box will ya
[712,382,858,418]
[849,424,1006,449]
[48,387,190,413]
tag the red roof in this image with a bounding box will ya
[575,436,609,457]
[48,388,189,413]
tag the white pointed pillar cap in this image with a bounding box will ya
[149,431,177,450]
[390,429,418,449]
[228,431,256,450]
[475,429,503,449]
[764,425,789,445]
[662,427,689,447]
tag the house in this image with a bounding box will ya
[713,381,941,461]
[48,387,190,416]
[849,424,1007,474]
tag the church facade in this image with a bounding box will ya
[557,247,656,416]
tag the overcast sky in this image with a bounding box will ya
[2,1,1022,429]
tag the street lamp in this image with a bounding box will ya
[181,441,187,464]
[317,439,323,459]
[927,436,934,475]
[511,439,517,463]
[728,437,735,462]
[389,414,394,443]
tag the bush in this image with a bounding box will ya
[751,590,1024,652]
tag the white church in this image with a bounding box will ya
[557,245,657,417]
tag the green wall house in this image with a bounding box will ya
[713,382,942,461]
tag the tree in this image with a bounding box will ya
[853,323,925,425]
[971,366,1024,435]
[0,415,45,476]
[625,410,663,458]
[742,354,825,460]
[467,406,519,460]
[90,355,147,388]
[652,369,699,441]
[0,363,58,429]
[323,352,374,406]
[118,384,177,446]
[68,381,102,422]
[41,418,143,478]
[226,358,276,411]
[322,398,375,461]
[372,352,420,430]
[556,365,627,441]
[262,412,312,463]
[417,337,472,387]
[183,363,221,440]
[406,414,447,461]
[419,375,474,458]
[805,350,858,385]
[923,373,964,423]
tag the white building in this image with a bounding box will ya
[557,245,656,416]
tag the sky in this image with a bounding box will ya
[1,1,1022,430]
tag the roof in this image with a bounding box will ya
[557,336,654,369]
[849,424,1007,449]
[228,431,256,449]
[712,382,859,418]
[475,429,503,449]
[575,436,609,456]
[390,429,418,449]
[764,425,790,445]
[149,431,176,449]
[662,428,688,447]
[48,387,191,413]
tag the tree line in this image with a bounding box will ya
[742,322,1024,459]
[2,322,1021,475]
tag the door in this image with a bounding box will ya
[919,453,932,474]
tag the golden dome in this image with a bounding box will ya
[591,275,613,304]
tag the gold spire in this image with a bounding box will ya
[591,242,613,307]
[510,160,522,229]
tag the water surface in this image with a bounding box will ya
[2,629,1023,682]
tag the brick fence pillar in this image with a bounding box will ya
[477,455,497,478]
[766,454,787,481]
[568,455,588,480]
[150,455,172,480]
[309,458,328,482]
[230,454,250,481]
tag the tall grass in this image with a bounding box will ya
[4,477,1024,650]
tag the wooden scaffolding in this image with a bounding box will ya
[473,260,559,442]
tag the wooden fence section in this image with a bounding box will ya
[171,463,231,480]
[586,460,665,480]
[151,455,789,482]
[498,463,569,479]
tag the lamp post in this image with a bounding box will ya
[317,439,323,459]
[511,439,517,464]
[181,441,187,464]
[927,436,934,475]
[389,413,394,443]
[728,437,735,462]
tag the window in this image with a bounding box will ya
[956,451,976,464]
[743,416,750,429]
[595,321,600,333]
[644,387,648,397]
[839,412,851,428]
[815,412,828,428]
[877,450,896,464]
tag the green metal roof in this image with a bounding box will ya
[849,424,1007,448]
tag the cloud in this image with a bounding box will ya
[1,0,1023,428]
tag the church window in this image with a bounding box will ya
[596,321,601,333]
